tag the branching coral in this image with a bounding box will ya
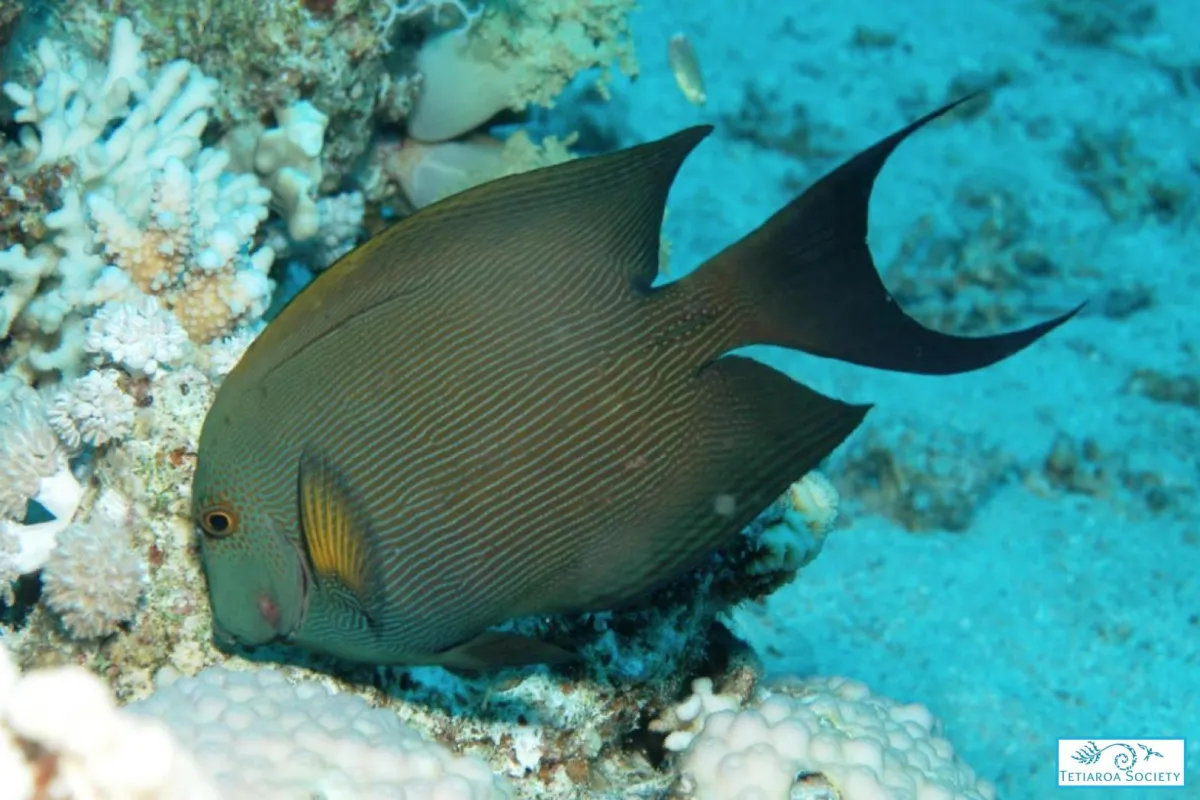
[84,297,188,378]
[1,17,276,377]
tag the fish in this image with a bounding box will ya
[191,98,1080,670]
[667,32,707,106]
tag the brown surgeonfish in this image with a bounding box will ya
[191,98,1080,670]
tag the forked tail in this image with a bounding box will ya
[686,97,1082,374]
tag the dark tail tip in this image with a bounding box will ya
[697,95,1082,375]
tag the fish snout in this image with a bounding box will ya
[211,591,289,650]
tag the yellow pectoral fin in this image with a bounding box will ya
[298,448,373,600]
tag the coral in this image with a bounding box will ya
[650,677,742,752]
[476,0,639,109]
[0,643,218,799]
[46,368,137,449]
[84,297,188,377]
[1,17,276,373]
[41,513,146,640]
[312,191,366,268]
[719,82,846,168]
[670,676,996,800]
[0,385,82,593]
[246,99,330,241]
[1037,431,1189,518]
[407,0,639,141]
[36,0,400,190]
[127,665,514,798]
[376,130,578,210]
[747,471,840,573]
[1039,0,1158,46]
[384,0,485,35]
[1125,368,1200,411]
[202,329,258,380]
[0,384,65,520]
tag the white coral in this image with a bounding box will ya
[0,644,218,799]
[41,514,146,639]
[203,327,258,380]
[753,470,841,576]
[650,678,743,753]
[127,666,514,798]
[253,100,328,241]
[47,368,136,448]
[677,677,996,800]
[0,385,63,519]
[313,190,365,267]
[0,385,83,590]
[0,17,277,376]
[85,296,188,376]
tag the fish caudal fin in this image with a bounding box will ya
[690,97,1083,375]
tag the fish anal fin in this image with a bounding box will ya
[696,355,868,489]
[435,631,579,673]
[297,449,377,610]
[571,355,868,607]
[424,126,712,294]
[688,96,1081,375]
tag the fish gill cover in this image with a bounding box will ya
[0,0,1195,798]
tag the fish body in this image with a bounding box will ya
[192,99,1079,669]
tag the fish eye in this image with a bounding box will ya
[200,506,239,538]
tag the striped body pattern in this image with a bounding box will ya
[192,102,1077,669]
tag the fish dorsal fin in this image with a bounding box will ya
[414,125,713,293]
[232,127,711,386]
[297,448,378,620]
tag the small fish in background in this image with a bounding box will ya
[191,97,1080,671]
[668,32,707,106]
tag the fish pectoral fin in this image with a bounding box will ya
[325,582,382,630]
[297,448,379,612]
[434,631,579,673]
